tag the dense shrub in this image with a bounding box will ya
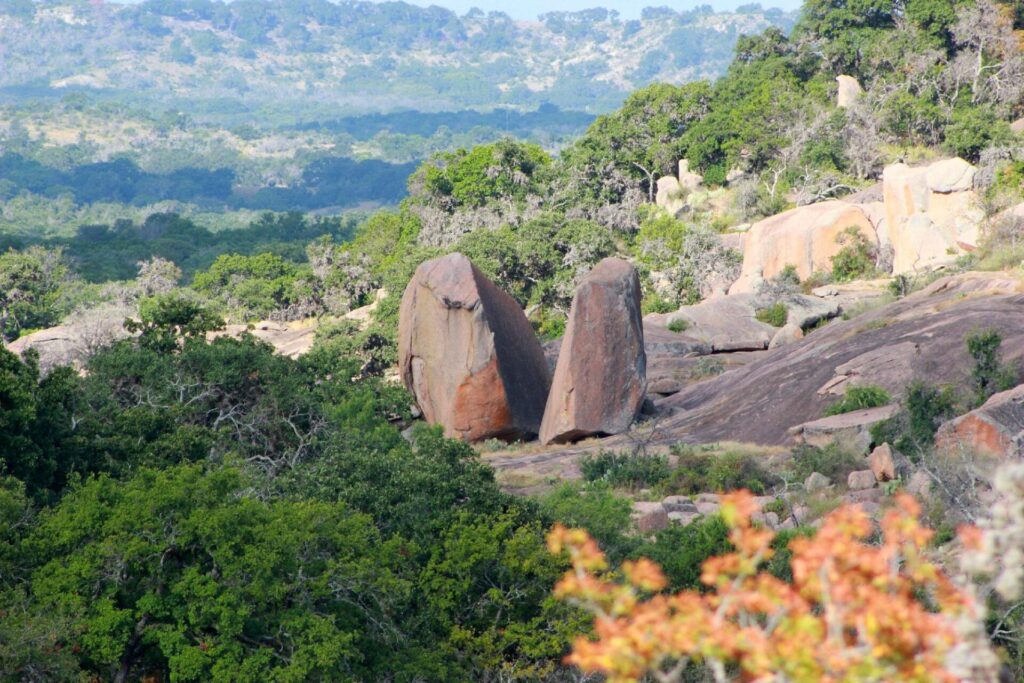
[870,381,961,457]
[790,442,862,483]
[580,450,671,490]
[830,226,876,282]
[755,302,788,327]
[966,329,1017,406]
[663,447,779,495]
[632,515,732,590]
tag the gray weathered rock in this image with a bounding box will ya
[804,472,831,493]
[663,495,698,514]
[788,405,900,454]
[769,324,804,350]
[632,502,669,534]
[847,469,877,491]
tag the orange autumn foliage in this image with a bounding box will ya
[548,492,983,683]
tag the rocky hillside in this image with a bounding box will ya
[0,1,795,120]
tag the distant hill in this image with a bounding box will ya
[0,1,797,124]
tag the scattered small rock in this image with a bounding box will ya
[668,511,700,526]
[804,472,831,493]
[632,502,669,534]
[847,470,877,491]
[906,469,933,500]
[662,496,698,514]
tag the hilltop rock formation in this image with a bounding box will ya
[723,157,982,294]
[729,201,878,293]
[540,258,646,444]
[936,385,1024,458]
[883,158,982,272]
[399,253,551,443]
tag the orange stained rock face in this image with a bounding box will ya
[451,356,515,442]
[939,413,1014,459]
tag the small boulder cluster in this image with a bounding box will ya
[398,253,647,445]
[631,441,933,535]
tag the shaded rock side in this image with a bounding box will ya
[399,253,551,442]
[936,385,1024,458]
[541,258,646,444]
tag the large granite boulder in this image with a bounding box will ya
[936,385,1024,458]
[729,201,878,294]
[398,253,551,442]
[883,159,983,273]
[836,75,863,108]
[540,258,646,444]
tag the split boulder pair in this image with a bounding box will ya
[398,253,647,445]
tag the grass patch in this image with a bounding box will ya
[667,318,689,333]
[789,442,863,483]
[823,385,892,416]
[755,302,788,327]
[580,450,671,490]
[661,445,780,495]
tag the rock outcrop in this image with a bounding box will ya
[729,201,878,293]
[936,385,1024,458]
[399,253,551,443]
[655,160,705,217]
[650,294,776,352]
[788,404,900,454]
[836,75,863,108]
[540,258,646,444]
[655,175,687,216]
[883,158,983,273]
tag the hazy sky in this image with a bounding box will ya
[375,1,802,18]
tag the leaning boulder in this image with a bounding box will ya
[540,258,646,444]
[935,385,1024,458]
[398,253,551,442]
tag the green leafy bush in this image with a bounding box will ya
[870,382,961,457]
[966,329,1017,407]
[667,318,689,333]
[662,447,779,495]
[632,515,732,589]
[830,227,876,282]
[580,450,671,490]
[540,481,635,560]
[823,385,892,416]
[790,443,862,483]
[755,302,788,327]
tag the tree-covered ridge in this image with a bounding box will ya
[0,1,796,120]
